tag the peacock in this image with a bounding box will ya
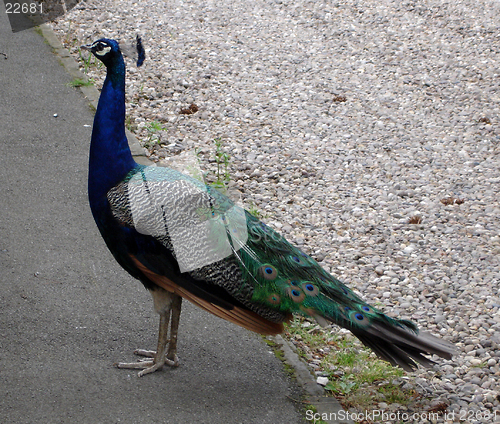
[82,36,454,377]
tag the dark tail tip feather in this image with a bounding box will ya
[136,35,145,67]
[354,323,456,372]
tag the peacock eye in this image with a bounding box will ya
[93,42,111,56]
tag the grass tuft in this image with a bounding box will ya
[212,138,231,189]
[67,78,94,88]
[143,120,166,149]
[284,316,427,418]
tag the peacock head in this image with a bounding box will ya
[81,39,120,65]
[81,37,145,68]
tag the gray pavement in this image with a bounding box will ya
[0,14,309,424]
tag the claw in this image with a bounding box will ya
[113,359,155,370]
[137,361,163,377]
[133,349,156,358]
[165,354,179,367]
[113,349,179,376]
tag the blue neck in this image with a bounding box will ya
[88,55,136,210]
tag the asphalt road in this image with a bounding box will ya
[0,11,303,424]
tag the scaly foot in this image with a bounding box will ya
[113,349,179,377]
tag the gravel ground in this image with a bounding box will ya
[51,0,500,422]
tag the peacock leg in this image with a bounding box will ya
[165,295,182,365]
[114,288,180,376]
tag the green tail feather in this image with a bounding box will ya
[231,212,454,370]
[237,213,409,331]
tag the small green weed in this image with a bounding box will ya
[125,115,138,133]
[325,377,357,395]
[247,201,263,219]
[144,120,166,149]
[63,20,73,44]
[67,78,94,88]
[78,47,104,74]
[262,336,296,378]
[213,138,231,189]
[377,383,412,403]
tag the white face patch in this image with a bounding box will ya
[94,45,112,56]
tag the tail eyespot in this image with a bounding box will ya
[267,294,281,305]
[301,282,319,296]
[290,255,306,265]
[286,287,305,302]
[259,264,278,280]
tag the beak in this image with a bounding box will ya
[80,44,92,51]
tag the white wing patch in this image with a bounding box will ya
[127,167,248,272]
